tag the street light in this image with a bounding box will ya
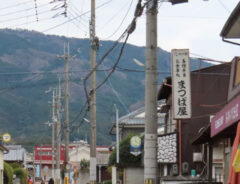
[133,58,145,67]
[83,118,90,123]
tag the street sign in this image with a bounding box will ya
[130,136,142,156]
[172,49,192,119]
[2,133,11,143]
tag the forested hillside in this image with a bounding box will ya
[0,29,210,150]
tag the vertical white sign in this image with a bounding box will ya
[172,49,191,119]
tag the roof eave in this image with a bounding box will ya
[220,2,240,38]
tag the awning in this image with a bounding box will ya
[220,1,240,39]
[211,94,240,137]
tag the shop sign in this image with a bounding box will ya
[172,49,192,119]
[130,136,142,156]
[211,94,240,137]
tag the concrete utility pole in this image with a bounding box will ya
[144,0,158,184]
[52,89,56,179]
[40,145,42,179]
[64,43,70,182]
[114,105,119,164]
[90,0,97,183]
[56,80,62,184]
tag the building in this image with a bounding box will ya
[4,145,26,166]
[158,63,231,182]
[34,142,111,183]
[0,144,8,184]
[192,2,240,183]
[34,145,72,179]
[69,141,111,183]
[110,106,165,140]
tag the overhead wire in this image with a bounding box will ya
[68,7,89,28]
[100,0,133,29]
[0,9,53,24]
[103,0,134,40]
[81,0,146,123]
[7,17,53,28]
[190,52,229,64]
[217,0,231,13]
[0,0,33,11]
[42,0,114,33]
[0,3,49,17]
[68,0,146,128]
[102,64,130,113]
[0,73,41,94]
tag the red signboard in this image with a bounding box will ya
[211,94,240,137]
[34,145,75,164]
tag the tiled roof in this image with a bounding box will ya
[4,145,26,162]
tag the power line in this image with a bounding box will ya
[102,66,130,113]
[7,17,53,28]
[0,68,112,76]
[103,0,134,40]
[0,9,52,23]
[0,3,49,17]
[0,0,33,11]
[190,52,229,64]
[217,0,231,13]
[42,0,114,33]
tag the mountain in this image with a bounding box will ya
[0,29,210,150]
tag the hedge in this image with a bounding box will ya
[14,168,28,184]
[4,162,13,184]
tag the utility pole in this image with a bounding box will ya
[52,89,56,179]
[56,80,62,184]
[89,0,98,183]
[64,43,70,164]
[64,43,70,183]
[40,145,42,179]
[144,0,158,184]
[114,104,119,184]
[114,105,119,164]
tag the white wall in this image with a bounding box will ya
[124,167,143,184]
[69,147,90,162]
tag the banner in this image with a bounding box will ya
[172,49,191,119]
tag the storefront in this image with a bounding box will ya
[210,2,240,182]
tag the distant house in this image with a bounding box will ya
[4,145,26,166]
[0,144,8,184]
[34,141,111,183]
[110,106,165,140]
[69,141,111,183]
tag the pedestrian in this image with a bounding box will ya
[28,176,33,184]
[41,179,45,184]
[48,178,54,184]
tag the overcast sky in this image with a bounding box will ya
[0,0,240,61]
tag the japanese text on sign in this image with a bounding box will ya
[172,49,191,119]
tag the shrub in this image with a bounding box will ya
[13,168,28,184]
[109,134,142,167]
[80,159,89,170]
[99,180,112,184]
[9,163,21,170]
[4,162,13,184]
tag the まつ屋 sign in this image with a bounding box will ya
[171,49,192,119]
[211,94,240,137]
